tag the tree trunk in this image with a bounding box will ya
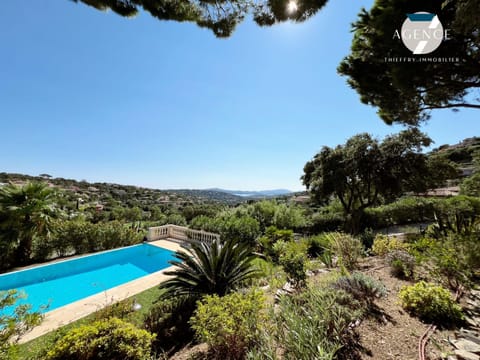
[15,235,33,266]
[345,209,364,235]
[16,215,33,265]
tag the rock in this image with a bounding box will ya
[274,289,286,303]
[471,289,480,299]
[454,349,480,360]
[465,317,480,328]
[453,339,480,353]
[448,356,458,360]
[467,299,479,308]
[348,319,361,329]
[459,334,480,346]
[282,281,295,293]
[274,282,296,302]
[460,328,478,335]
[465,310,478,318]
[306,270,314,277]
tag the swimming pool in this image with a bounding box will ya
[0,243,175,314]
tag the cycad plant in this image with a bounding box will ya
[159,238,258,300]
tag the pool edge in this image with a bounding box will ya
[18,239,184,344]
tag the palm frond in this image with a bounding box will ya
[159,238,259,300]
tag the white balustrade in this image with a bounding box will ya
[147,224,220,244]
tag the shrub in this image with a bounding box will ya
[371,234,408,256]
[143,296,196,354]
[461,232,480,272]
[460,172,480,197]
[309,212,344,233]
[251,258,286,289]
[258,226,294,260]
[54,220,94,254]
[304,234,331,258]
[359,228,375,250]
[218,215,261,246]
[271,240,288,263]
[398,281,463,325]
[50,220,144,257]
[190,289,267,359]
[244,200,308,232]
[329,232,363,270]
[428,235,474,290]
[272,203,308,231]
[245,328,277,360]
[387,197,435,225]
[278,241,308,288]
[93,298,135,321]
[410,232,480,291]
[44,317,155,360]
[431,196,480,235]
[190,215,218,233]
[0,290,43,359]
[409,236,436,261]
[246,200,277,231]
[191,213,261,246]
[166,213,187,226]
[331,272,386,306]
[97,221,144,250]
[251,258,276,278]
[319,249,334,268]
[305,233,335,268]
[371,234,390,256]
[386,250,415,279]
[364,197,436,229]
[277,287,362,360]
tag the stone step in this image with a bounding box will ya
[458,334,480,346]
[453,339,480,354]
[465,317,480,328]
[454,349,480,360]
[470,289,480,300]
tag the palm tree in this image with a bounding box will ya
[159,238,258,300]
[0,182,58,266]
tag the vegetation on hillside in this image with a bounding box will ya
[1,135,479,360]
[302,129,457,233]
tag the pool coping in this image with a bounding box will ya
[18,239,184,344]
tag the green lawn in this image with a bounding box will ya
[16,285,164,360]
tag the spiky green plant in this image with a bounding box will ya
[277,287,361,360]
[331,272,386,307]
[159,238,259,300]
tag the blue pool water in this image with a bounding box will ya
[0,243,175,314]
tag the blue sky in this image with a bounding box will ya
[0,0,478,191]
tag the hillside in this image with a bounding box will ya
[1,136,477,209]
[431,136,480,174]
[0,172,245,206]
[0,173,301,207]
